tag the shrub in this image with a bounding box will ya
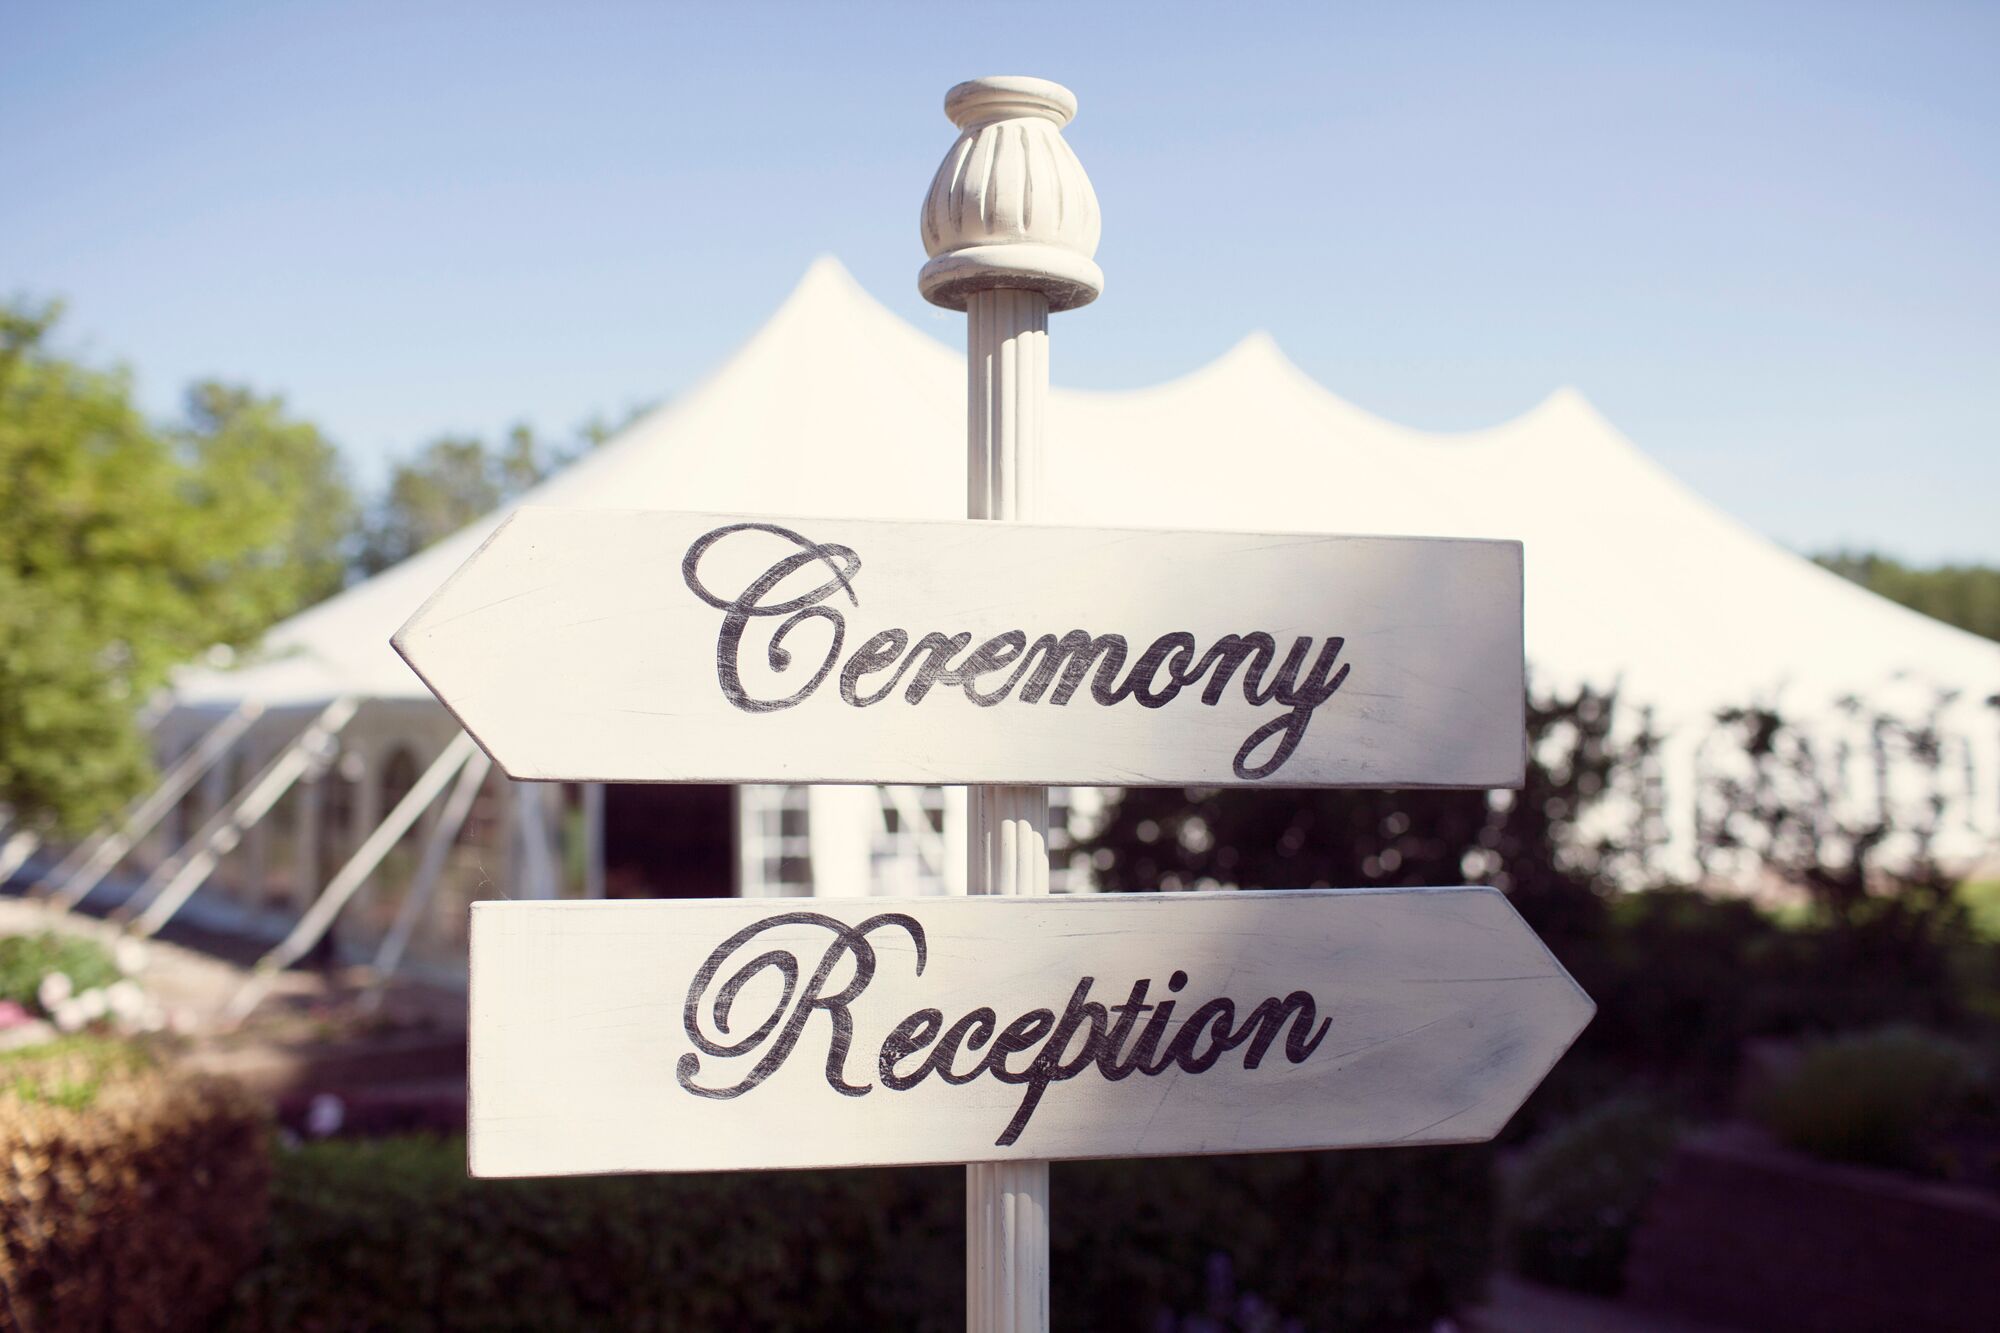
[1501,1098,1678,1295]
[1060,1148,1493,1332]
[229,1138,1493,1331]
[1751,1026,1977,1171]
[0,1037,270,1331]
[0,929,121,1005]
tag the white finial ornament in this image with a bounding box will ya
[919,76,1103,311]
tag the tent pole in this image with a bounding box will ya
[224,731,479,1025]
[123,697,358,938]
[17,705,174,895]
[0,830,40,887]
[362,745,492,1007]
[885,785,949,886]
[582,782,605,899]
[514,781,560,899]
[43,701,264,912]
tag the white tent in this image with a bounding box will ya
[149,257,1995,930]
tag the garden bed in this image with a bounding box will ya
[1626,1126,2000,1333]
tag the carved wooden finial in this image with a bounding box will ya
[919,76,1102,312]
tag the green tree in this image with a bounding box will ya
[0,301,353,831]
[1815,549,2000,642]
[355,409,648,575]
[179,381,354,614]
[354,434,502,575]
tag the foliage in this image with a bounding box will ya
[1958,879,2000,944]
[353,409,641,575]
[1088,682,1994,1141]
[0,300,353,829]
[0,1039,269,1332]
[1501,1098,1679,1295]
[0,930,120,1007]
[1060,1149,1493,1333]
[0,1033,149,1109]
[1152,1253,1302,1333]
[229,1137,955,1332]
[1569,888,1981,1096]
[1751,1026,1978,1171]
[178,380,355,614]
[1815,550,2000,643]
[228,1137,1491,1332]
[1084,682,1631,955]
[1699,692,1969,927]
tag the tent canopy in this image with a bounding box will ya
[174,258,2000,751]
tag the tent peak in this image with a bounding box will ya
[1195,328,1328,397]
[772,254,876,316]
[752,256,958,368]
[1524,384,1604,424]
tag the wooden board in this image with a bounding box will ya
[468,888,1592,1177]
[394,509,1525,788]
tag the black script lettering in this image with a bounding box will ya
[1017,631,1132,706]
[878,1008,944,1091]
[1183,633,1276,704]
[839,629,908,706]
[1097,978,1155,1082]
[682,524,859,713]
[901,632,974,703]
[677,911,924,1100]
[929,1008,999,1085]
[956,631,1028,706]
[680,525,1360,780]
[1164,996,1244,1073]
[1232,638,1352,780]
[1129,969,1189,1077]
[1235,991,1331,1068]
[675,920,1334,1149]
[982,1008,1057,1083]
[1128,632,1199,708]
[995,977,1108,1146]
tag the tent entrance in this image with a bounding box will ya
[601,784,734,899]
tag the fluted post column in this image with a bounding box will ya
[920,75,1101,1333]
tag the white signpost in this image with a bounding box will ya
[394,510,1525,789]
[469,888,1591,1178]
[399,77,1592,1333]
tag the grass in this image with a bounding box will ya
[1960,879,2000,943]
[0,930,121,1007]
[0,1034,150,1111]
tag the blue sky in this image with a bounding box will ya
[5,1,1995,561]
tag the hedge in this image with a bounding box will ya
[0,1037,270,1332]
[228,1138,1491,1331]
[1501,1097,1680,1294]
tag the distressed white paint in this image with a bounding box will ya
[467,887,1593,1178]
[920,77,1102,313]
[394,508,1525,790]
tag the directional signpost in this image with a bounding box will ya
[396,510,1526,789]
[396,76,1592,1333]
[471,888,1590,1177]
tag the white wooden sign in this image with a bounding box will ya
[396,509,1525,788]
[467,888,1592,1178]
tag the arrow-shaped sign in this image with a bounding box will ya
[395,508,1525,789]
[467,887,1592,1177]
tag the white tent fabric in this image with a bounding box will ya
[172,258,2000,861]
